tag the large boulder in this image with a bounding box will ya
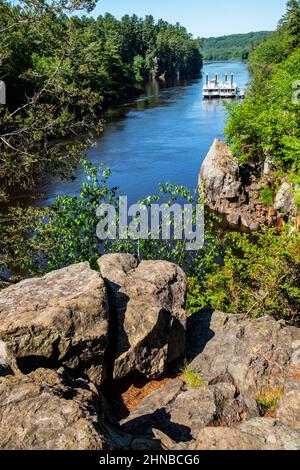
[121,310,300,450]
[98,254,187,381]
[199,139,279,230]
[190,311,300,425]
[0,263,109,385]
[199,138,243,216]
[0,369,109,450]
[0,368,161,450]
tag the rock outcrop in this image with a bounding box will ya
[190,311,300,405]
[98,254,187,381]
[0,368,111,450]
[199,138,243,219]
[0,256,188,450]
[121,379,258,442]
[0,368,161,450]
[0,263,109,385]
[0,256,299,451]
[199,139,298,230]
[274,182,298,219]
[121,310,300,450]
[183,418,300,451]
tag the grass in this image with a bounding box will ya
[256,388,284,415]
[182,365,204,388]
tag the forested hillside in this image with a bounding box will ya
[202,31,272,61]
[225,0,300,182]
[201,0,300,319]
[0,0,202,201]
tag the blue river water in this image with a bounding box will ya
[32,61,249,206]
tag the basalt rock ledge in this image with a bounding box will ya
[0,257,299,450]
[199,139,299,230]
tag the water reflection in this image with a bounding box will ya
[202,98,226,113]
[8,62,249,207]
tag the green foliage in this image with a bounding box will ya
[0,2,202,200]
[279,0,300,48]
[259,187,274,206]
[186,277,206,315]
[201,230,300,322]
[133,55,145,82]
[289,173,300,208]
[202,31,272,61]
[0,205,49,281]
[182,365,204,388]
[0,161,220,280]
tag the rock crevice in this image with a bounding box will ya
[98,254,187,381]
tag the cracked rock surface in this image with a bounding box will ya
[0,258,299,451]
[98,254,187,381]
[0,368,161,450]
[121,310,300,450]
[0,262,109,386]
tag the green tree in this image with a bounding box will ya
[225,2,300,179]
[280,0,300,47]
[0,4,202,201]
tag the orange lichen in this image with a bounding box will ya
[121,377,170,411]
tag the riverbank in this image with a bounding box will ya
[5,62,249,209]
[0,5,202,205]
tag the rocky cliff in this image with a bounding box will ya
[0,256,187,450]
[0,256,299,450]
[199,139,299,231]
[122,310,300,450]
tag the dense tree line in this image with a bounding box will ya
[225,0,300,185]
[202,31,272,61]
[0,0,202,201]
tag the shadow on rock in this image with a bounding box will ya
[121,408,193,443]
[186,309,214,362]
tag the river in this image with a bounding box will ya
[17,61,250,207]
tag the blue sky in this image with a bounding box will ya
[93,0,288,37]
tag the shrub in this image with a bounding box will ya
[188,229,300,323]
[185,277,206,315]
[0,161,221,283]
[259,187,274,206]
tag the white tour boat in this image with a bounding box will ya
[203,73,239,99]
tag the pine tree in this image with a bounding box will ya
[280,0,300,47]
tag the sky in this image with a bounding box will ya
[93,0,288,38]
